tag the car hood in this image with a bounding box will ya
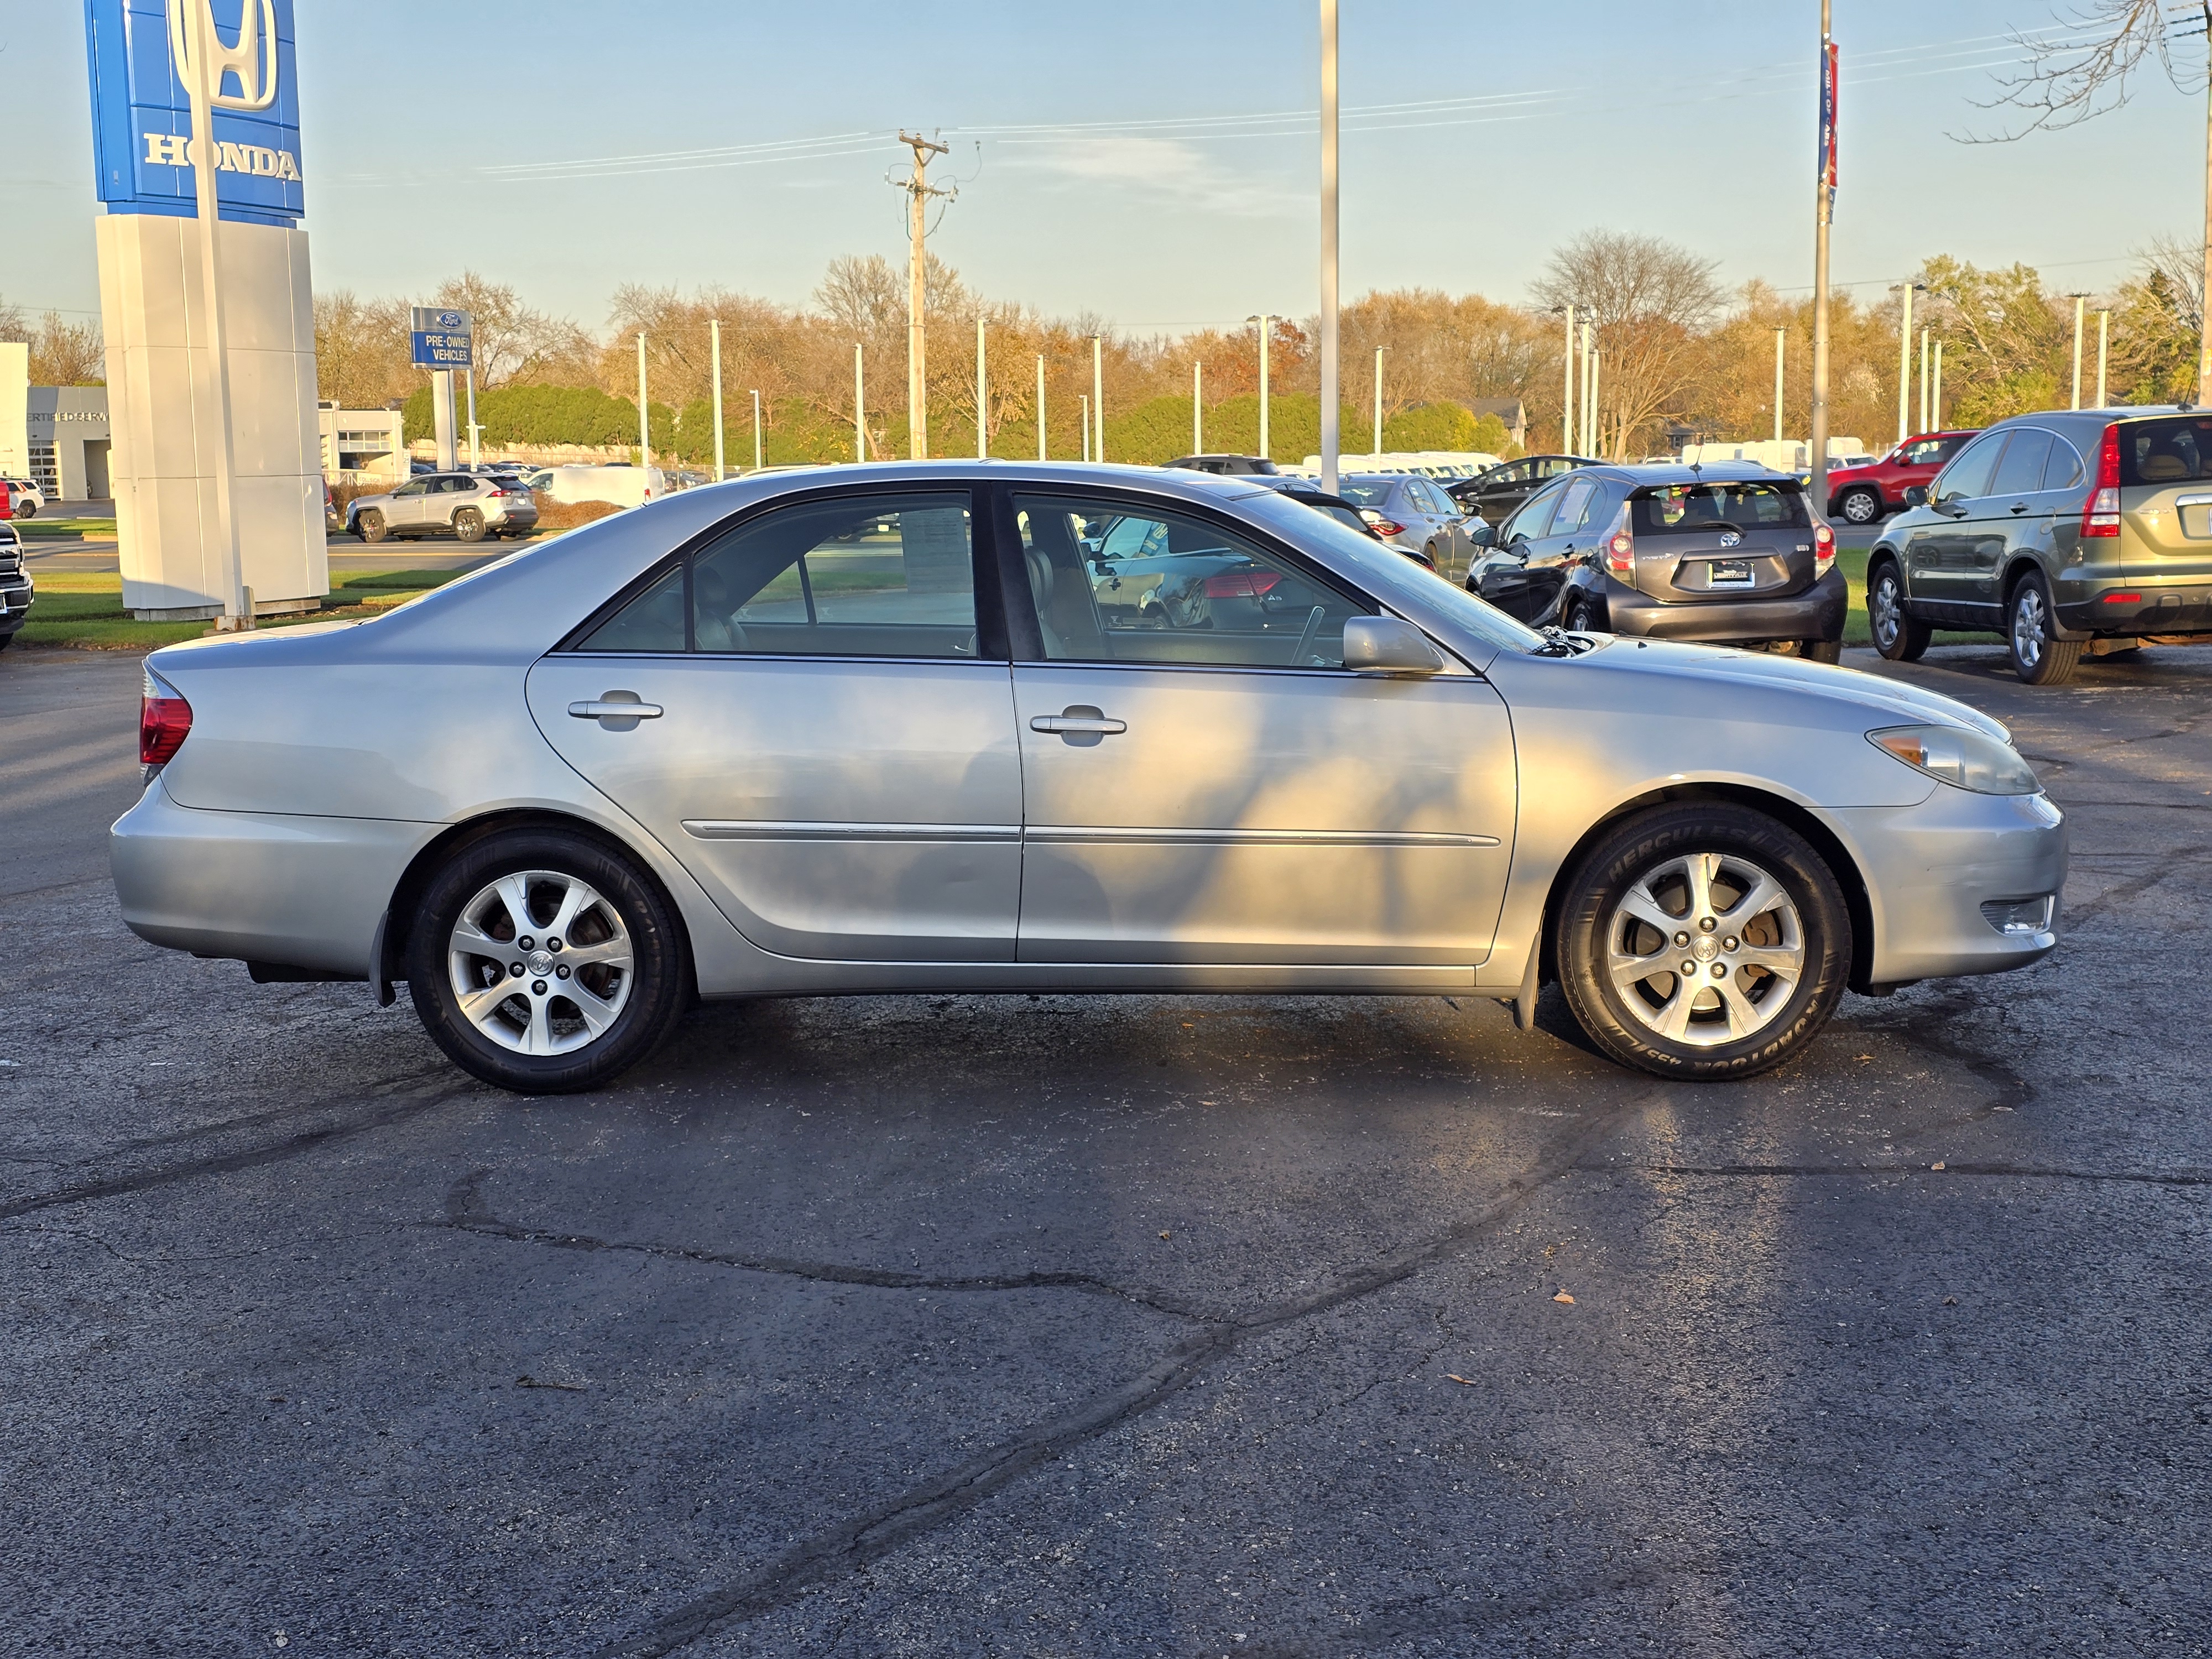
[1581,638,2011,740]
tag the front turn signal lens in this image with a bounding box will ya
[1868,724,2041,795]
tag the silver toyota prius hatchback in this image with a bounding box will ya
[112,463,2066,1094]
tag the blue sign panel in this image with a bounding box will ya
[410,309,473,369]
[84,0,305,226]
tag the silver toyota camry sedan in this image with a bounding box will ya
[112,462,2065,1094]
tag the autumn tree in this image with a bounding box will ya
[1531,231,1725,457]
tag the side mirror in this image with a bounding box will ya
[1466,519,1496,547]
[1343,615,1447,675]
[1902,484,1928,508]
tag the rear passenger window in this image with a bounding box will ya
[578,565,686,653]
[2042,439,2085,491]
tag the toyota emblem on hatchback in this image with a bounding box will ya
[1718,528,1742,547]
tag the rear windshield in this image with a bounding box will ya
[2117,415,2212,487]
[1334,479,1395,507]
[1630,482,1809,535]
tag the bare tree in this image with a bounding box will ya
[29,312,107,385]
[1532,231,1725,457]
[1965,1,2212,399]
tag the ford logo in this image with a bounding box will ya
[1718,528,1742,547]
[436,310,466,329]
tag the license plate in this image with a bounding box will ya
[1708,559,1753,585]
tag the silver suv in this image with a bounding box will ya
[346,473,539,544]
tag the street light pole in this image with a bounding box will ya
[2069,293,2089,409]
[1036,355,1046,461]
[1590,350,1603,459]
[976,316,988,460]
[1932,340,1944,425]
[635,333,650,469]
[1248,314,1272,460]
[710,319,725,482]
[1079,394,1091,463]
[1811,0,1837,514]
[1919,328,1931,432]
[2096,310,2110,408]
[1193,360,1203,456]
[1318,0,1340,494]
[1580,323,1594,455]
[854,343,865,463]
[1773,327,1786,446]
[750,388,762,472]
[1373,346,1387,456]
[1561,304,1575,452]
[1891,283,1922,444]
[1091,335,1104,463]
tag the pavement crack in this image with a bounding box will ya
[1602,1161,2211,1186]
[587,1104,1639,1658]
[434,1168,1218,1322]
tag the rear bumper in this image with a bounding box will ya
[1820,788,2067,987]
[2057,580,2212,637]
[110,781,436,977]
[1604,565,1848,644]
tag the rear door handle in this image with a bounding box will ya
[1031,713,1126,735]
[2010,502,2030,514]
[570,696,663,724]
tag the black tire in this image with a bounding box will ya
[1563,594,1604,632]
[1555,802,1851,1081]
[453,507,486,543]
[1837,486,1882,525]
[1867,557,1929,662]
[1801,638,1843,664]
[357,509,387,545]
[2007,571,2081,686]
[403,827,690,1093]
[0,632,14,651]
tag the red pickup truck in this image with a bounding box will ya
[1825,430,1979,524]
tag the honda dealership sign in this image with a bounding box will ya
[85,0,305,223]
[83,0,325,622]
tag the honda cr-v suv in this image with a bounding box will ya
[1866,406,2212,684]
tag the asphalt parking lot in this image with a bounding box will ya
[3,640,2207,1657]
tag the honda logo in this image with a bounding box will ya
[165,0,279,112]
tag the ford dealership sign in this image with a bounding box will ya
[84,0,305,225]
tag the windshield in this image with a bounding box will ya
[1631,482,1808,534]
[1232,489,1546,656]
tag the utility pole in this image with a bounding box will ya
[976,317,988,460]
[636,333,650,469]
[1249,314,1272,460]
[1773,328,1786,445]
[1373,346,1387,456]
[854,343,865,463]
[1891,282,1922,443]
[710,319,725,481]
[895,131,952,460]
[1811,1,1837,510]
[181,0,247,629]
[750,388,762,472]
[2069,293,2089,409]
[1036,356,1046,460]
[1091,335,1104,463]
[1560,305,1574,452]
[1318,0,1341,494]
[1193,361,1203,455]
[1919,328,1931,432]
[2096,310,2110,407]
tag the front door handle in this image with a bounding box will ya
[2010,502,2030,514]
[1031,709,1126,735]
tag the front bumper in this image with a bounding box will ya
[1604,565,1848,644]
[111,780,437,977]
[1821,787,2067,987]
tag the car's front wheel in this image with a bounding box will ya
[404,827,689,1093]
[2008,571,2081,685]
[1555,802,1851,1080]
[1867,559,1929,662]
[1837,486,1882,525]
[356,509,387,544]
[1563,594,1604,632]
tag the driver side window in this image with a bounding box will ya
[1011,494,1363,669]
[1932,431,2007,502]
[1501,479,1568,544]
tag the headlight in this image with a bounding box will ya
[1867,724,2041,795]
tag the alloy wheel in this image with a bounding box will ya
[1869,570,1903,650]
[2011,583,2047,672]
[1604,850,1804,1047]
[1841,489,1880,524]
[445,869,634,1056]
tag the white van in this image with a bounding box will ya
[1300,450,1502,479]
[544,463,666,509]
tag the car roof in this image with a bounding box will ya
[1571,461,1799,487]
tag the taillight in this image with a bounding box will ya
[1204,569,1282,599]
[1813,521,1835,574]
[2081,422,2121,538]
[1605,530,1633,573]
[140,666,192,768]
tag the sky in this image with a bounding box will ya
[3,1,2203,338]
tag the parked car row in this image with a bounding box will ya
[2,478,45,519]
[0,521,32,648]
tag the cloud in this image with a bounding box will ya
[999,135,1300,217]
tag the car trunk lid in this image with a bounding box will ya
[2115,414,2212,587]
[1626,479,1819,602]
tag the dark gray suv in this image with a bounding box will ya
[1866,405,2212,684]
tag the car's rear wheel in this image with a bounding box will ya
[2007,571,2081,685]
[1837,486,1882,525]
[357,509,387,544]
[404,827,689,1093]
[1556,802,1850,1080]
[1867,559,1928,662]
[453,507,486,543]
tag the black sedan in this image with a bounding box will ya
[1446,453,1600,525]
[1465,462,1846,660]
